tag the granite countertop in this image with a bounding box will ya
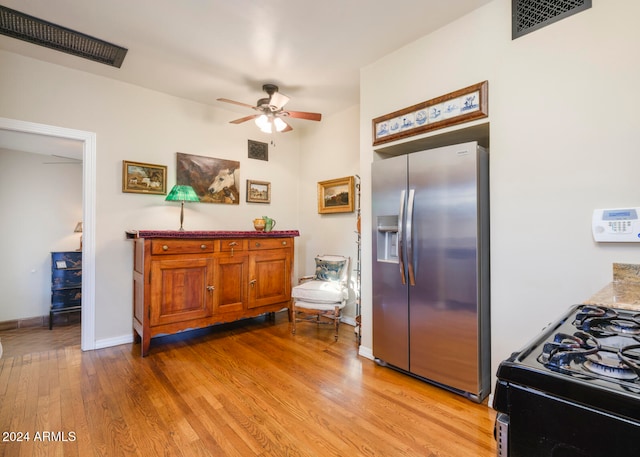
[125,230,300,239]
[584,263,640,310]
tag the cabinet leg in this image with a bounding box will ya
[141,334,151,357]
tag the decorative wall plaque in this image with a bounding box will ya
[372,81,488,146]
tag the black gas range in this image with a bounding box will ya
[493,304,640,457]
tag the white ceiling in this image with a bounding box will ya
[0,0,493,152]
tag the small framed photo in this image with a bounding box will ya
[248,140,268,161]
[56,260,68,269]
[122,160,167,195]
[246,180,271,203]
[317,176,355,214]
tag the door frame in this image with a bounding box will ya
[0,117,96,351]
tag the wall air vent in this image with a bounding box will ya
[0,5,127,68]
[512,0,592,39]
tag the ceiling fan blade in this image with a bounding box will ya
[281,120,293,132]
[269,92,290,109]
[230,114,259,124]
[286,110,322,121]
[217,98,256,109]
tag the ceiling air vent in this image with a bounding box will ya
[512,0,592,39]
[0,5,127,67]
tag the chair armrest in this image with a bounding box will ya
[298,275,315,284]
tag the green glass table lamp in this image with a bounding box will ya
[165,185,199,231]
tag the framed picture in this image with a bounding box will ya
[122,160,167,195]
[55,260,68,269]
[317,176,355,214]
[246,180,271,203]
[248,140,268,161]
[372,81,488,146]
[176,152,240,204]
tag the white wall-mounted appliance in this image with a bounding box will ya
[592,208,640,242]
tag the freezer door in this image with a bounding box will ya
[372,154,409,370]
[408,143,484,395]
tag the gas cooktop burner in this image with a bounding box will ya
[574,305,640,337]
[619,344,640,375]
[583,350,638,380]
[539,331,599,368]
[575,305,618,321]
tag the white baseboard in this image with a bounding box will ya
[358,345,374,360]
[94,334,134,350]
[340,316,356,326]
[93,316,360,352]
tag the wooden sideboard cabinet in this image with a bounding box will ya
[130,231,296,356]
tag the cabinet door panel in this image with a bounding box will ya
[214,254,248,314]
[150,258,213,325]
[249,250,291,309]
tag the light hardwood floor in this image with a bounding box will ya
[0,312,497,456]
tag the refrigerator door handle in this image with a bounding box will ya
[398,190,407,285]
[406,188,416,286]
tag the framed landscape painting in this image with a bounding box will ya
[317,176,355,214]
[246,180,271,203]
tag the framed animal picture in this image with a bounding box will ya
[122,160,167,195]
[176,153,240,204]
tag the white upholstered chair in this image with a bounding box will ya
[290,255,350,341]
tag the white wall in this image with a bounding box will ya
[360,0,640,380]
[0,48,361,343]
[298,105,361,320]
[0,49,303,342]
[0,149,82,321]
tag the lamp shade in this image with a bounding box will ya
[165,185,199,231]
[165,185,199,202]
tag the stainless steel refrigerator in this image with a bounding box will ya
[372,141,490,402]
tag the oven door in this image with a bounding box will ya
[498,383,640,457]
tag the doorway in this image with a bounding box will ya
[0,117,95,351]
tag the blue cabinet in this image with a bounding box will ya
[50,251,82,329]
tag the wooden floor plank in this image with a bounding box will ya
[0,313,496,456]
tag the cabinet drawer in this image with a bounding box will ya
[52,268,82,289]
[52,288,81,309]
[151,239,215,255]
[219,239,245,252]
[52,251,82,269]
[248,238,291,250]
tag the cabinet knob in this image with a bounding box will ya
[200,244,207,250]
[228,241,238,246]
[282,241,287,245]
[249,279,257,287]
[162,245,169,251]
[206,285,215,291]
[255,242,261,247]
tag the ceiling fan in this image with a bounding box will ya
[217,84,322,133]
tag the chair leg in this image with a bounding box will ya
[287,299,294,322]
[334,305,340,341]
[291,300,297,335]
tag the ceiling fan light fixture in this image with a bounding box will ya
[255,114,272,133]
[273,117,287,132]
[220,83,320,133]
